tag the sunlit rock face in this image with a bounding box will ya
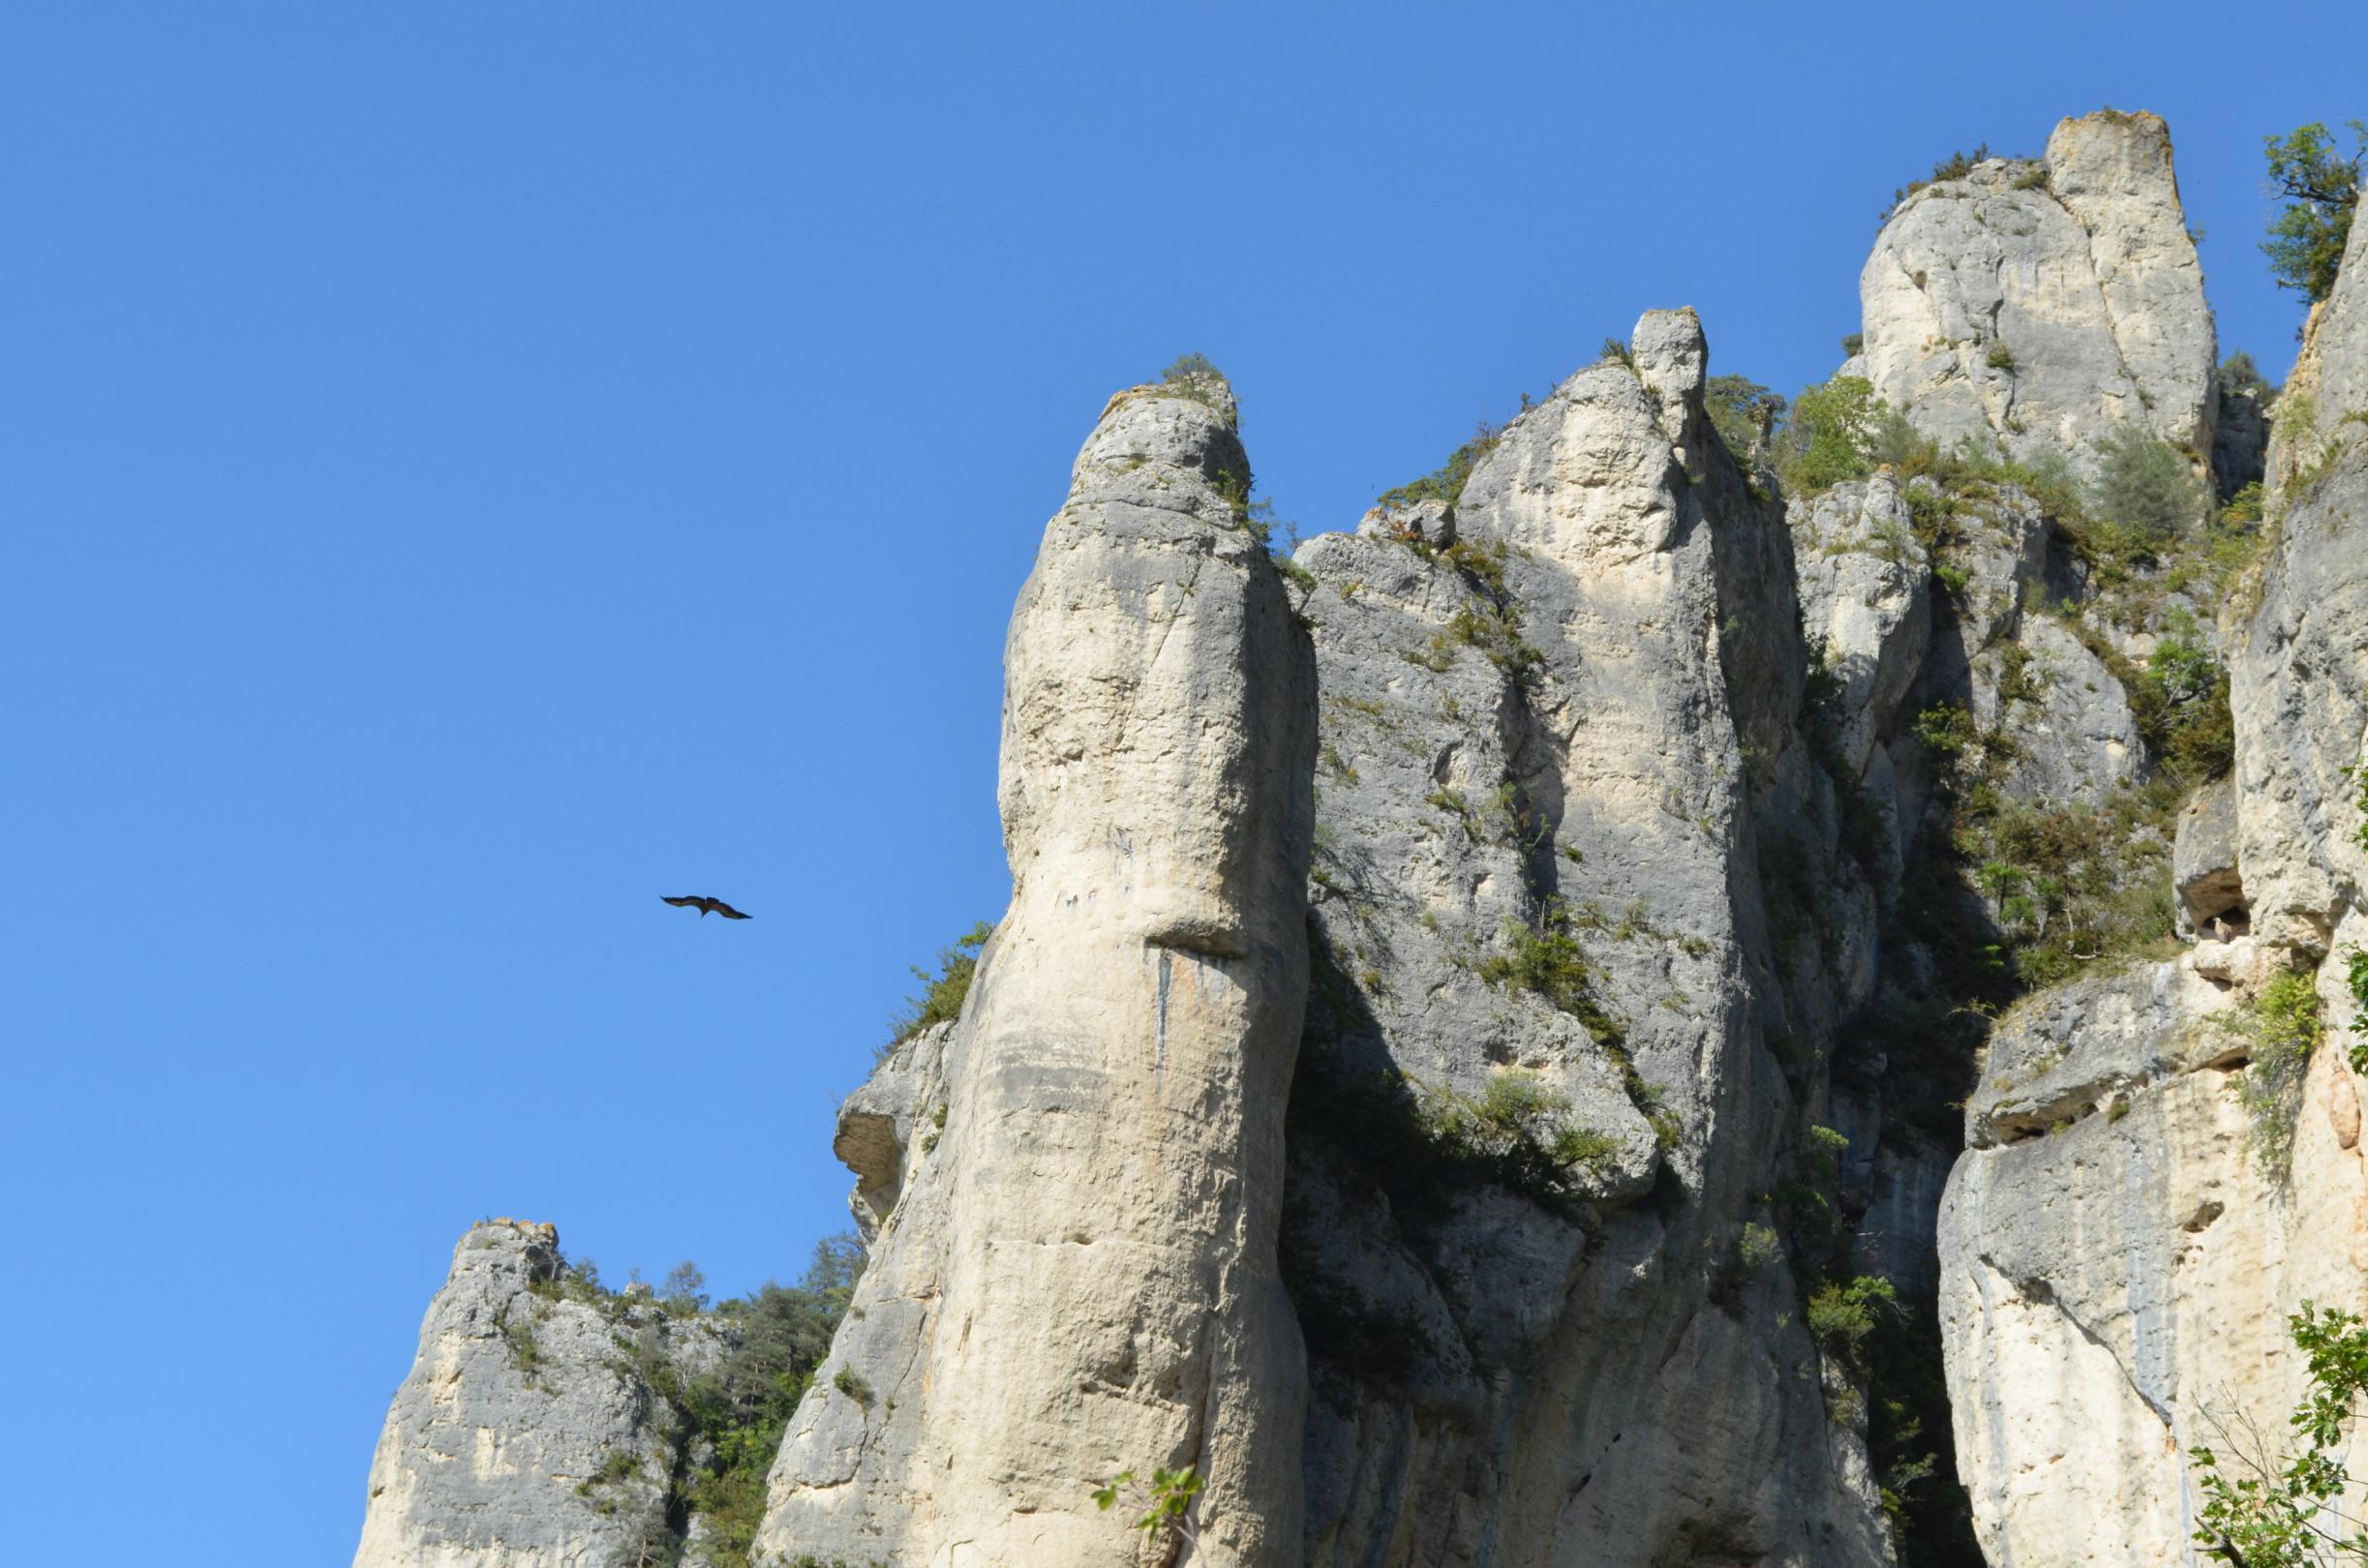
[753,374,1318,1568]
[1859,110,2215,479]
[352,1221,731,1568]
[1935,118,2368,1568]
[1281,310,1892,1568]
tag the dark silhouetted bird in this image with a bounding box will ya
[662,895,752,920]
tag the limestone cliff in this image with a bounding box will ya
[354,105,2368,1568]
[353,1221,733,1568]
[753,371,1317,1568]
[1859,110,2215,476]
[1933,132,2368,1568]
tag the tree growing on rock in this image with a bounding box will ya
[2262,121,2364,305]
[2191,1303,2368,1565]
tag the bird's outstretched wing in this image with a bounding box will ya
[661,894,752,920]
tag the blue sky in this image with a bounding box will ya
[1,3,2356,1560]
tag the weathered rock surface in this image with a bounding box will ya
[1792,476,1932,777]
[2273,196,2368,483]
[1940,950,2368,1568]
[753,373,1317,1568]
[1860,110,2214,476]
[1935,120,2368,1566]
[2231,346,2368,953]
[2213,381,2268,498]
[2173,775,2242,937]
[1283,310,1890,1568]
[352,1221,728,1568]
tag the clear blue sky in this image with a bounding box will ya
[1,3,2354,1560]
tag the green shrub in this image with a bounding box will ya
[1910,701,1979,758]
[1706,374,1785,457]
[1477,899,1618,1039]
[1378,418,1506,509]
[1776,376,1881,494]
[1409,1069,1623,1201]
[2090,425,2204,543]
[2222,480,2266,527]
[2192,1303,2368,1566]
[2233,969,2324,1181]
[886,920,994,1045]
[2220,350,2275,402]
[1808,1275,1897,1363]
[832,1363,875,1409]
[1739,1221,1782,1272]
[2261,121,2364,303]
[1840,333,1865,357]
[1986,342,2016,371]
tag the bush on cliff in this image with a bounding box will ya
[886,920,994,1046]
[2191,1302,2368,1566]
[2261,120,2364,304]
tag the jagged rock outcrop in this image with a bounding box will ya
[1860,110,2214,476]
[357,103,2368,1568]
[2214,380,2269,498]
[2273,199,2368,486]
[1938,945,2368,1567]
[752,372,1317,1568]
[1935,117,2368,1567]
[1793,476,1933,778]
[353,1221,730,1568]
[1283,310,1891,1568]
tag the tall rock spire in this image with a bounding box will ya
[754,369,1317,1567]
[1857,108,2216,475]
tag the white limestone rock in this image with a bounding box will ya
[351,1221,730,1568]
[1286,310,1893,1568]
[753,373,1317,1568]
[1860,110,2214,478]
[1791,475,1933,777]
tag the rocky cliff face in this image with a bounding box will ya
[1933,133,2368,1568]
[754,372,1317,1568]
[357,106,2368,1568]
[353,1221,732,1568]
[1859,110,2215,477]
[1282,309,1892,1567]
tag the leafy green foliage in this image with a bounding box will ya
[1706,374,1786,458]
[1092,1465,1205,1549]
[2226,967,2325,1181]
[1865,1288,1987,1564]
[2122,609,2235,785]
[887,920,994,1045]
[676,1238,864,1566]
[1888,143,1991,213]
[1910,701,1979,758]
[2225,480,2268,527]
[1410,1069,1624,1198]
[2222,350,2277,402]
[1776,375,1880,493]
[1377,417,1507,509]
[1477,898,1620,1040]
[2191,1303,2368,1565]
[2261,121,2365,304]
[832,1363,874,1408]
[1160,351,1221,385]
[1807,1275,1897,1367]
[2090,425,2206,544]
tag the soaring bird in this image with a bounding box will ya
[662,895,752,920]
